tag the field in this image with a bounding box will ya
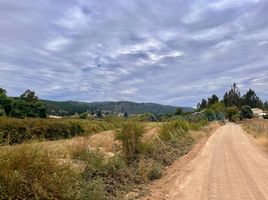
[0,117,220,199]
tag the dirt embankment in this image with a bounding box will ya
[142,123,268,200]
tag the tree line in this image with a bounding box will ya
[0,88,46,118]
[196,83,268,121]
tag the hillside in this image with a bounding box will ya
[41,100,193,116]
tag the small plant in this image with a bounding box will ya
[147,162,162,180]
[116,120,145,163]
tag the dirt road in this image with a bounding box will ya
[144,123,268,200]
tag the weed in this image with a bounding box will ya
[116,120,145,162]
[147,162,162,180]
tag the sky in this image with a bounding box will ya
[0,0,268,107]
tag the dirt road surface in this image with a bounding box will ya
[143,123,268,200]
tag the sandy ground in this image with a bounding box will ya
[142,123,268,200]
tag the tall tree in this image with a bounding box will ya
[208,94,219,106]
[0,88,7,96]
[242,89,263,108]
[199,99,207,110]
[20,89,38,102]
[223,83,242,108]
[264,101,268,110]
[174,107,183,115]
[0,88,13,115]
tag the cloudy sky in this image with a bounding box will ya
[0,0,268,106]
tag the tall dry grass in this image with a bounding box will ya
[0,145,84,200]
[242,119,268,147]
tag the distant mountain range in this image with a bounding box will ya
[41,100,193,116]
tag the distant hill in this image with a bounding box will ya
[41,100,193,116]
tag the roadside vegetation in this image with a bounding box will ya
[242,119,268,147]
[0,116,216,199]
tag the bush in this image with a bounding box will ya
[116,121,145,162]
[240,105,253,119]
[159,119,189,141]
[215,112,225,121]
[79,150,136,198]
[0,106,5,116]
[0,118,85,145]
[204,109,216,121]
[147,162,162,180]
[81,178,107,200]
[226,106,239,121]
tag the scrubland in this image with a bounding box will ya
[0,117,221,200]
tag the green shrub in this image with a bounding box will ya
[148,162,162,180]
[0,118,85,145]
[116,121,145,162]
[138,140,155,156]
[204,109,216,121]
[159,119,189,141]
[226,106,239,121]
[240,105,253,119]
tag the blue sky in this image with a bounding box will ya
[0,0,268,107]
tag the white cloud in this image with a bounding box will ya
[56,6,88,30]
[120,88,138,95]
[45,37,71,52]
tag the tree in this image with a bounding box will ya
[223,83,242,108]
[0,88,7,96]
[196,102,201,110]
[226,106,239,121]
[208,94,219,106]
[0,88,13,115]
[123,112,128,118]
[97,110,102,118]
[264,101,268,110]
[210,102,225,121]
[199,99,207,110]
[20,89,38,102]
[174,107,183,115]
[210,102,225,113]
[0,106,5,116]
[242,89,262,108]
[240,105,253,119]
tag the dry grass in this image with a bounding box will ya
[255,136,268,147]
[22,126,159,159]
[0,144,84,200]
[189,121,222,141]
[242,119,268,148]
[0,119,222,199]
